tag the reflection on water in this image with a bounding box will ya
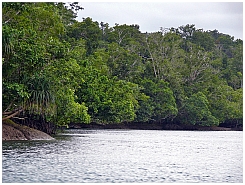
[2,129,243,183]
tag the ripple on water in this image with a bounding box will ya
[2,130,243,183]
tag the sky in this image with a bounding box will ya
[76,1,243,40]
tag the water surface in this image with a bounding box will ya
[2,129,243,183]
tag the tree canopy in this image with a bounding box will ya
[2,3,243,133]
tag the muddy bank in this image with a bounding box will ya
[2,119,55,141]
[69,122,242,131]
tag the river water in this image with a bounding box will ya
[2,129,243,183]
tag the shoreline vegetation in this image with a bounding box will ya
[2,3,243,139]
[2,119,242,141]
[2,123,241,141]
[68,122,242,131]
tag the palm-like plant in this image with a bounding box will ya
[26,73,56,118]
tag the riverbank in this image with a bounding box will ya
[2,119,55,141]
[69,122,242,131]
[2,120,241,141]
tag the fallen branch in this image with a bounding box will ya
[3,107,21,115]
[2,109,23,121]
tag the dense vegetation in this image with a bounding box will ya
[2,3,243,134]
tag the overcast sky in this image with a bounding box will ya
[76,1,243,40]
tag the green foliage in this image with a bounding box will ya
[2,2,89,128]
[137,79,178,122]
[207,85,242,123]
[177,92,218,126]
[25,73,55,116]
[43,57,91,125]
[67,17,102,55]
[107,24,142,47]
[2,3,242,130]
[107,43,144,80]
[54,88,90,126]
[76,63,142,123]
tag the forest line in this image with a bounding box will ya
[2,3,243,134]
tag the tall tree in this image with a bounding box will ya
[67,17,102,55]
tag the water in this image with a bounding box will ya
[2,129,243,183]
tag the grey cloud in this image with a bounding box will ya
[77,2,243,39]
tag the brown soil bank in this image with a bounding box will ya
[69,122,242,131]
[2,119,55,141]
